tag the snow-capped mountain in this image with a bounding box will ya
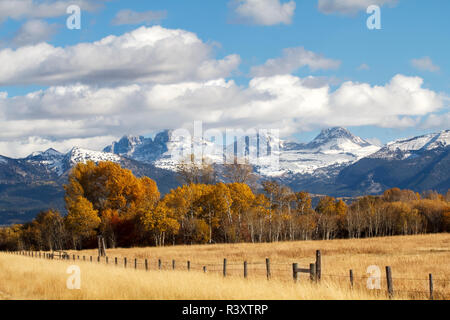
[25,148,66,175]
[257,127,380,177]
[22,146,121,176]
[65,147,121,167]
[369,130,450,160]
[104,129,224,170]
[337,129,450,195]
[0,127,448,225]
[104,127,381,177]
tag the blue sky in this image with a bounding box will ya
[0,0,448,156]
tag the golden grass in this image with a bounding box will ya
[0,252,390,300]
[1,233,449,300]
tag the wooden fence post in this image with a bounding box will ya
[124,257,127,268]
[244,261,248,279]
[106,256,108,264]
[83,256,85,261]
[266,258,271,280]
[187,261,190,271]
[145,259,148,271]
[429,274,434,300]
[158,259,162,270]
[349,269,354,289]
[115,257,118,266]
[310,263,316,282]
[73,254,75,260]
[386,266,393,299]
[293,263,298,283]
[97,256,100,263]
[203,266,207,273]
[223,259,227,277]
[315,250,321,281]
[90,256,92,262]
[172,259,175,270]
[135,258,137,269]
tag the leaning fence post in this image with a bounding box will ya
[386,266,394,299]
[293,263,298,283]
[429,274,434,300]
[223,259,227,277]
[310,263,316,282]
[349,269,354,289]
[244,261,248,279]
[315,250,321,281]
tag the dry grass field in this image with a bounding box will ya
[0,233,449,300]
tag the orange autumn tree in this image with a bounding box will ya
[64,161,160,248]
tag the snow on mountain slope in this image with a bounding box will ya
[66,147,121,166]
[369,130,450,160]
[22,147,121,176]
[25,148,66,175]
[257,127,380,177]
[105,127,380,177]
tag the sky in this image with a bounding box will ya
[0,0,449,157]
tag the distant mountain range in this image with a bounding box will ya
[0,127,449,225]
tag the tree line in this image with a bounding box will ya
[0,161,449,251]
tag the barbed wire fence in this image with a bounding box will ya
[3,250,449,300]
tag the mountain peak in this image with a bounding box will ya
[103,135,146,154]
[371,129,450,160]
[27,148,63,159]
[306,127,372,151]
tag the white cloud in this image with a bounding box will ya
[0,26,241,86]
[411,56,440,73]
[250,47,341,77]
[12,19,60,46]
[318,0,398,15]
[230,0,296,25]
[112,9,167,26]
[0,74,443,158]
[421,112,450,129]
[0,0,103,22]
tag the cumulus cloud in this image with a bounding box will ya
[12,19,60,46]
[318,0,398,15]
[0,0,103,22]
[421,112,450,130]
[230,0,296,25]
[250,47,341,77]
[411,56,440,73]
[0,26,241,86]
[0,74,444,157]
[112,9,167,26]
